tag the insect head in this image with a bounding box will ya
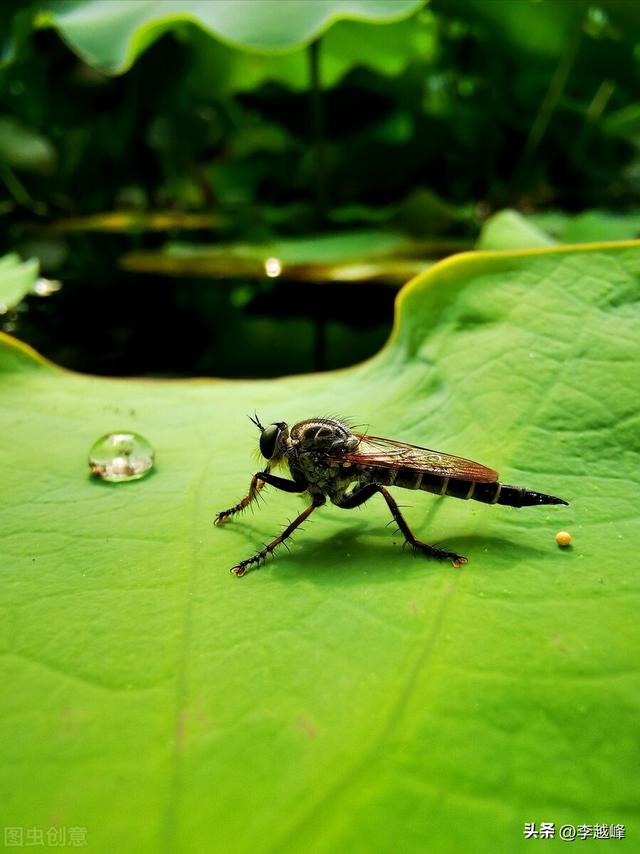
[249,413,288,460]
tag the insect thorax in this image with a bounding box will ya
[284,418,360,496]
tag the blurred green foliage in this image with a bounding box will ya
[1,0,640,376]
[0,251,39,310]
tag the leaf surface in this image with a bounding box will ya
[1,243,639,852]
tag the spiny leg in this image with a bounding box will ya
[334,483,465,565]
[214,471,268,525]
[333,482,379,508]
[377,486,467,567]
[231,496,325,577]
[215,470,307,525]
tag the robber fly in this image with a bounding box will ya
[214,416,568,576]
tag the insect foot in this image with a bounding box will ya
[412,541,468,568]
[230,554,263,577]
[213,511,230,526]
[230,564,248,577]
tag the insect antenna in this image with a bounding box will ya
[248,412,265,432]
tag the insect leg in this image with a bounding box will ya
[214,472,268,525]
[231,495,325,577]
[214,470,308,525]
[333,483,379,508]
[256,471,308,493]
[378,486,468,568]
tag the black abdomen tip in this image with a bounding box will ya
[498,485,569,508]
[530,492,569,506]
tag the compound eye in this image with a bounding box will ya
[259,424,280,459]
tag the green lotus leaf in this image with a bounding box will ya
[119,230,454,285]
[478,209,558,251]
[37,0,424,73]
[183,12,436,96]
[560,211,640,243]
[0,253,39,311]
[2,242,639,852]
[481,209,640,249]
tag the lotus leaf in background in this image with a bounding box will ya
[117,210,640,288]
[1,241,638,852]
[37,0,424,71]
[46,210,228,233]
[0,252,39,311]
[477,210,558,252]
[480,208,640,251]
[119,230,469,286]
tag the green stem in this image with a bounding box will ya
[513,17,583,181]
[574,79,616,156]
[0,164,34,210]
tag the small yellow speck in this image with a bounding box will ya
[342,462,351,469]
[556,531,572,547]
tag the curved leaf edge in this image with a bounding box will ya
[2,238,639,379]
[36,1,424,74]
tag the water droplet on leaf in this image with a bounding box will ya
[89,431,154,482]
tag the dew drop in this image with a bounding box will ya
[89,431,154,482]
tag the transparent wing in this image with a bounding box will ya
[331,434,498,483]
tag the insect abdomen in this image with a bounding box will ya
[485,484,568,507]
[371,467,472,496]
[418,474,476,498]
[418,477,568,507]
[371,466,442,490]
[359,466,568,508]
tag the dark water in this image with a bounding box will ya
[6,237,396,379]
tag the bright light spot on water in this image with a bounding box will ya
[264,257,282,278]
[34,277,62,296]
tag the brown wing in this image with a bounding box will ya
[332,434,498,483]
